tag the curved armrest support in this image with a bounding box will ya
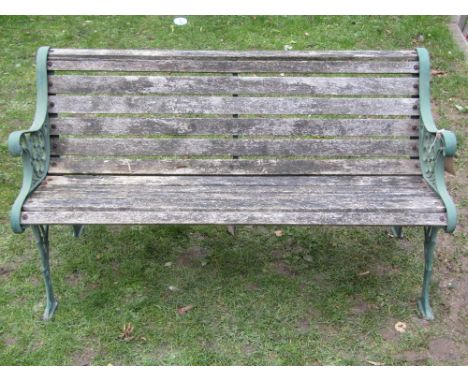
[416,48,457,233]
[8,47,50,233]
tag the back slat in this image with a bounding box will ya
[48,159,421,176]
[49,95,419,115]
[47,59,418,73]
[52,137,417,157]
[49,117,418,137]
[48,49,418,60]
[50,75,419,96]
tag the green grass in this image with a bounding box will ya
[0,16,467,365]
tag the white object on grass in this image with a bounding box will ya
[173,17,187,26]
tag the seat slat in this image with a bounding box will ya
[23,195,444,212]
[50,75,419,96]
[50,117,418,137]
[49,49,418,60]
[52,137,418,157]
[47,60,418,74]
[48,158,421,175]
[21,210,445,226]
[48,95,419,115]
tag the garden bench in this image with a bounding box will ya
[9,47,457,321]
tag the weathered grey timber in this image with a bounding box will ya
[9,47,457,321]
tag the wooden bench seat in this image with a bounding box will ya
[8,47,457,321]
[24,175,445,226]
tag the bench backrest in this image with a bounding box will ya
[46,49,421,176]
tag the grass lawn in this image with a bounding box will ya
[0,16,466,365]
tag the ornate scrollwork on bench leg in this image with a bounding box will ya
[31,225,58,320]
[415,48,458,320]
[417,226,438,320]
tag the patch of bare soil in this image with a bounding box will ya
[71,347,97,366]
[428,337,463,363]
[273,261,298,277]
[177,246,208,267]
[0,266,12,279]
[65,271,82,287]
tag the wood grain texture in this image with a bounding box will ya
[49,75,418,96]
[48,95,419,115]
[21,210,445,226]
[51,137,418,157]
[47,60,418,74]
[42,175,427,187]
[49,117,418,137]
[48,49,418,60]
[48,158,421,175]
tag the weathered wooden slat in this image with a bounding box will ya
[48,95,419,116]
[47,60,418,74]
[49,117,418,137]
[24,195,444,212]
[51,138,417,157]
[48,49,418,60]
[48,158,421,175]
[49,75,418,96]
[21,210,446,226]
[41,175,427,187]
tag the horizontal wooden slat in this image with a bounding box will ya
[49,75,418,96]
[48,95,419,115]
[21,210,445,226]
[47,59,418,74]
[49,117,418,137]
[51,138,417,157]
[24,195,444,212]
[48,49,418,60]
[41,175,427,187]
[48,159,421,175]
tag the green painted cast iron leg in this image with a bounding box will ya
[31,225,58,320]
[417,226,439,320]
[391,226,403,238]
[72,225,84,238]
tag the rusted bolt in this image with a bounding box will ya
[51,161,57,167]
[414,163,420,168]
[22,213,28,220]
[413,84,418,89]
[50,124,57,130]
[412,145,417,151]
[48,81,53,87]
[414,64,419,70]
[49,102,54,108]
[412,125,418,130]
[412,104,418,110]
[52,143,57,149]
[47,61,52,67]
[439,216,445,222]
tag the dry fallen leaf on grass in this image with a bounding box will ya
[274,230,284,237]
[394,321,407,333]
[168,285,180,292]
[177,304,194,315]
[367,360,385,366]
[119,322,135,341]
[431,69,447,77]
[164,261,172,267]
[358,271,370,277]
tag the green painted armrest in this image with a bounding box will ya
[8,46,51,233]
[416,48,457,233]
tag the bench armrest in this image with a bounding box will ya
[416,48,457,233]
[8,46,50,233]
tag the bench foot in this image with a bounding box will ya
[417,226,438,320]
[31,225,58,320]
[390,226,403,238]
[72,225,84,238]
